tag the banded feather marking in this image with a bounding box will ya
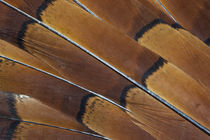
[0,92,107,140]
[141,57,167,87]
[77,94,155,140]
[136,21,210,89]
[0,0,209,136]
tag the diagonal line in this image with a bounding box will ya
[0,0,209,134]
[155,0,177,23]
[0,55,130,113]
[0,115,110,140]
[74,0,176,23]
[73,0,101,19]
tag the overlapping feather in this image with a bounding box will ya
[0,0,209,139]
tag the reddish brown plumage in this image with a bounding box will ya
[0,0,209,139]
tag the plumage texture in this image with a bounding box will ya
[0,0,209,139]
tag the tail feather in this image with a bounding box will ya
[122,86,209,139]
[0,0,209,139]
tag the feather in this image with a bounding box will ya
[0,0,209,139]
[158,0,210,40]
[0,118,104,140]
[0,39,61,76]
[123,87,209,139]
[1,1,210,130]
[71,0,175,37]
[1,55,208,139]
[137,22,210,88]
[0,57,155,140]
[0,91,91,132]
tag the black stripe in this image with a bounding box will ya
[204,38,210,46]
[142,57,167,87]
[17,0,57,50]
[7,93,20,119]
[135,19,166,41]
[76,94,96,125]
[6,93,20,140]
[17,20,35,51]
[36,0,56,21]
[120,85,137,107]
[5,121,20,140]
[171,23,184,29]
